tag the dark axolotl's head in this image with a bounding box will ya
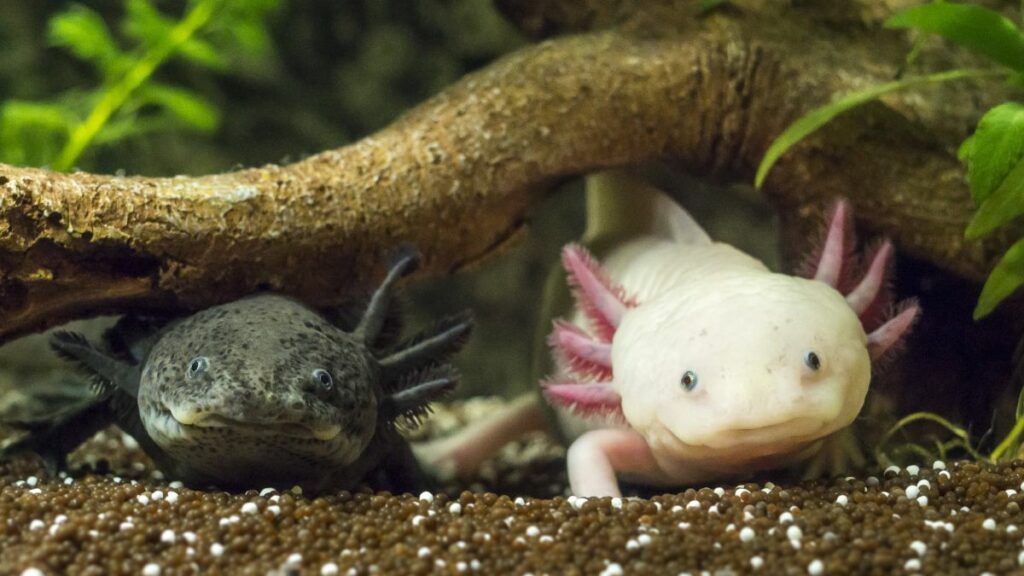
[121,251,472,489]
[138,295,381,485]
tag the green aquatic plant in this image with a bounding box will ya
[756,2,1024,321]
[0,0,280,170]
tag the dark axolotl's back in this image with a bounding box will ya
[2,251,472,494]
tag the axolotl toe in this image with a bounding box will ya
[4,251,472,493]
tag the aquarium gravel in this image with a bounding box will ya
[4,401,1024,575]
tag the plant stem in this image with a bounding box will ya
[989,416,1024,462]
[52,0,220,171]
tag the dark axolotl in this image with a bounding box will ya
[1,251,472,494]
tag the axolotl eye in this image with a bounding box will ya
[186,356,209,379]
[680,370,698,392]
[804,351,821,371]
[312,368,334,391]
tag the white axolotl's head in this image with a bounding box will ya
[545,200,919,472]
[613,273,870,462]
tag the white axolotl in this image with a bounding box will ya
[419,173,919,497]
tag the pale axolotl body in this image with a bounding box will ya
[419,172,917,497]
[3,252,472,494]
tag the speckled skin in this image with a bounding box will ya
[3,253,472,494]
[138,295,382,490]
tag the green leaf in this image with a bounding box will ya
[0,101,76,166]
[965,155,1024,239]
[755,69,1000,189]
[975,237,1024,319]
[963,103,1024,205]
[137,84,220,132]
[885,4,1024,71]
[696,0,729,16]
[47,5,124,74]
[178,37,228,69]
[122,0,173,46]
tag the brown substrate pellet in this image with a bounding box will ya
[4,402,1024,575]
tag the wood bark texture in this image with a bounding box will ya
[0,0,1011,343]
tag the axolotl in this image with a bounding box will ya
[2,251,472,494]
[419,173,918,497]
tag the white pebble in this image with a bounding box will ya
[708,504,720,515]
[456,562,468,573]
[418,491,434,503]
[21,569,45,576]
[151,490,164,501]
[917,496,928,507]
[932,460,946,470]
[1008,489,1019,497]
[285,553,302,566]
[750,556,764,570]
[807,559,824,575]
[905,558,921,571]
[417,546,431,558]
[1009,525,1019,534]
[779,512,794,523]
[539,535,553,544]
[686,500,701,510]
[678,522,691,530]
[514,496,526,506]
[142,563,160,576]
[638,534,652,546]
[136,495,150,505]
[599,564,624,576]
[904,486,919,499]
[939,470,950,479]
[26,476,38,487]
[259,487,276,497]
[713,487,725,497]
[739,527,756,542]
[321,563,339,576]
[884,465,901,476]
[241,502,259,514]
[119,521,134,531]
[570,496,588,510]
[526,526,540,537]
[63,478,74,485]
[412,515,426,527]
[1018,550,1024,566]
[28,488,42,495]
[160,529,176,544]
[183,531,197,543]
[735,488,751,498]
[29,519,44,531]
[983,518,997,530]
[906,465,920,476]
[866,476,880,487]
[449,503,462,515]
[611,498,623,510]
[267,505,281,516]
[917,480,931,490]
[909,540,926,556]
[787,525,803,540]
[626,539,639,551]
[835,495,848,506]
[210,543,224,557]
[165,492,179,504]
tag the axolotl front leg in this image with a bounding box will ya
[546,200,920,497]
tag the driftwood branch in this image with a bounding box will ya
[0,0,1009,343]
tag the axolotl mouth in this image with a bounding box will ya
[162,405,342,441]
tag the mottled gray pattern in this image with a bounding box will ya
[138,295,380,488]
[5,253,472,494]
